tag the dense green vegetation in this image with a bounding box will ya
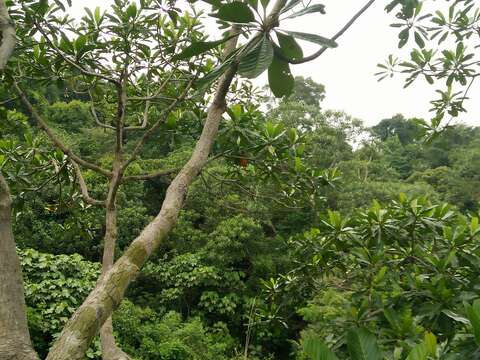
[1,0,479,359]
[3,75,480,358]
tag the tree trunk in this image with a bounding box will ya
[0,173,39,360]
[44,60,239,360]
[99,161,131,360]
[0,2,38,358]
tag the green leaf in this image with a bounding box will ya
[406,343,428,360]
[442,309,470,324]
[286,4,326,19]
[126,3,137,18]
[303,336,339,360]
[281,30,337,48]
[239,36,274,78]
[276,32,303,60]
[173,34,237,61]
[281,0,302,14]
[346,328,383,360]
[214,2,255,23]
[466,299,480,345]
[268,55,294,97]
[424,332,436,356]
[414,31,425,48]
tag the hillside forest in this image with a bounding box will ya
[1,0,480,359]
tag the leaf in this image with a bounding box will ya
[281,30,337,48]
[281,0,302,14]
[466,299,480,345]
[424,332,436,356]
[414,31,425,48]
[214,2,255,23]
[286,4,326,19]
[239,36,274,78]
[346,328,383,360]
[268,55,294,97]
[173,34,237,61]
[303,336,339,360]
[442,309,470,324]
[406,343,428,360]
[126,3,137,18]
[276,32,303,60]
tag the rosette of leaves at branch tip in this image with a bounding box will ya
[376,0,480,137]
[173,0,337,97]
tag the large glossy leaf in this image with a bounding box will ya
[406,343,428,360]
[214,2,255,23]
[276,32,303,60]
[238,36,274,78]
[303,336,339,360]
[173,34,237,61]
[346,328,383,360]
[286,4,326,19]
[282,30,337,48]
[268,55,294,97]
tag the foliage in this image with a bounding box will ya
[19,248,101,357]
[276,195,480,358]
[378,0,480,136]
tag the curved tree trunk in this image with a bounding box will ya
[45,61,240,360]
[0,174,39,360]
[44,4,284,357]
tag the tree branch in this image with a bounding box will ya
[121,76,196,172]
[70,161,105,206]
[89,90,116,130]
[14,82,113,178]
[31,19,120,85]
[281,0,376,64]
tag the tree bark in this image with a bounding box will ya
[0,2,39,359]
[44,3,285,357]
[45,56,239,360]
[0,174,39,360]
[99,159,131,360]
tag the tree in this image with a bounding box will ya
[0,0,376,358]
[0,1,39,358]
[377,0,480,136]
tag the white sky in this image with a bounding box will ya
[73,0,480,127]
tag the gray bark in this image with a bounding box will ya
[0,1,39,358]
[0,174,39,360]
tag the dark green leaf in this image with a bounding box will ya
[173,34,237,61]
[282,30,337,48]
[268,55,294,97]
[303,336,339,360]
[239,36,274,78]
[214,2,255,23]
[347,328,383,360]
[276,32,303,60]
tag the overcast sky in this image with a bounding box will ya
[74,0,479,126]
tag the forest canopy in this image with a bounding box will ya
[0,0,480,359]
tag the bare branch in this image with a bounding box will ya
[124,99,150,131]
[121,167,179,182]
[280,0,376,64]
[121,76,196,172]
[70,161,105,206]
[14,82,113,178]
[88,90,116,130]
